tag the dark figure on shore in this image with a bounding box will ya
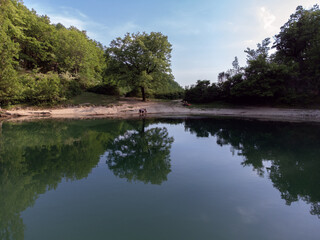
[183,101,191,106]
[139,108,147,115]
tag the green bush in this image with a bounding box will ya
[21,72,63,104]
[64,80,82,98]
[125,88,151,98]
[185,80,221,103]
[88,84,120,96]
[59,72,82,98]
[154,91,184,100]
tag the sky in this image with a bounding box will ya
[23,0,318,87]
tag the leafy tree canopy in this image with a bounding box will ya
[106,32,173,101]
[0,0,106,105]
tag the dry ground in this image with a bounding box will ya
[3,98,320,122]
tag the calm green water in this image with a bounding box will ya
[1,118,320,240]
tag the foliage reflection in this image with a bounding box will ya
[0,119,134,240]
[106,119,174,185]
[184,118,320,218]
[0,119,176,239]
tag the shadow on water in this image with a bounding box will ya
[184,118,320,218]
[0,117,320,239]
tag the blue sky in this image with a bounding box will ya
[24,0,318,87]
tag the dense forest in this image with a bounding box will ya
[0,0,182,106]
[185,5,320,105]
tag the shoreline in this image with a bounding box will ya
[2,100,320,123]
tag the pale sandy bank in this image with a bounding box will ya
[3,99,320,122]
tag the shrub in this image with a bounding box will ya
[185,80,221,103]
[125,88,151,98]
[59,72,82,98]
[21,72,63,104]
[154,91,184,100]
[88,84,120,96]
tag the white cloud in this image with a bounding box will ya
[259,7,277,32]
[23,1,142,46]
[59,7,89,19]
[109,22,140,38]
[255,1,318,36]
[49,15,87,30]
[75,10,88,19]
[49,13,140,46]
[23,2,90,31]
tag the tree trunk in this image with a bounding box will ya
[141,87,146,101]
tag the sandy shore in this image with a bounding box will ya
[3,99,320,122]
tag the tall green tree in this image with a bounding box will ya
[106,32,173,101]
[0,0,21,105]
[245,38,271,61]
[55,26,105,87]
[15,4,57,71]
[274,5,320,97]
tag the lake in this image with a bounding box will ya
[0,117,320,240]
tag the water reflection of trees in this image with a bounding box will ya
[106,119,174,185]
[3,117,319,239]
[0,119,178,239]
[184,118,320,218]
[0,119,133,240]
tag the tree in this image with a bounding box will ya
[230,57,290,102]
[245,38,271,62]
[0,0,21,105]
[217,56,242,85]
[218,71,230,83]
[106,32,173,101]
[16,6,57,71]
[273,5,320,97]
[232,56,240,74]
[55,26,105,88]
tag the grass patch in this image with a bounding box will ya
[188,101,238,109]
[2,92,119,109]
[65,92,119,106]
